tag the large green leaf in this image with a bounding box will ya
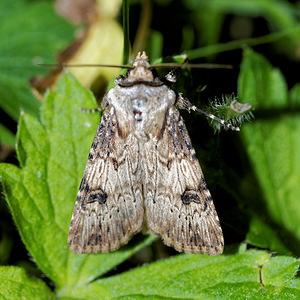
[0,0,74,120]
[0,266,55,300]
[238,49,300,255]
[60,249,300,299]
[0,73,155,288]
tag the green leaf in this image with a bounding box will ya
[290,83,300,106]
[0,0,74,120]
[0,124,15,147]
[246,217,292,255]
[195,8,225,47]
[60,250,300,299]
[0,73,155,288]
[0,266,55,300]
[238,49,300,255]
[238,49,288,109]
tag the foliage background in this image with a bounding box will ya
[0,0,300,299]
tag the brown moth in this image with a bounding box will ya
[68,51,227,255]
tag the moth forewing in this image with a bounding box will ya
[68,106,145,253]
[68,51,224,255]
[143,106,224,255]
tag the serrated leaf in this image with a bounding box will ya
[0,266,55,300]
[238,49,300,255]
[0,73,155,288]
[60,250,300,299]
[0,0,74,120]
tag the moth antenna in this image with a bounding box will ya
[149,63,232,70]
[177,94,240,131]
[37,63,134,69]
[37,62,231,70]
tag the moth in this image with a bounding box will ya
[68,51,236,255]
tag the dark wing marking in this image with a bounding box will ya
[68,106,144,253]
[144,106,224,255]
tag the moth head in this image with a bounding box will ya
[127,51,154,81]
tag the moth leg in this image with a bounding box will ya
[80,96,108,114]
[176,93,240,131]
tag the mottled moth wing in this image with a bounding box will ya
[68,106,144,253]
[144,106,224,255]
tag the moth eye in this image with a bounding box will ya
[114,75,126,85]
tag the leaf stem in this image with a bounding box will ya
[122,0,130,65]
[133,0,152,58]
[182,26,300,60]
